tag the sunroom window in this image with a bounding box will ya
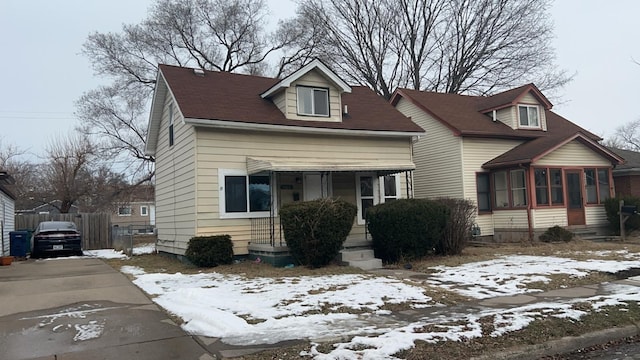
[518,105,539,128]
[493,169,527,208]
[297,86,329,116]
[476,173,491,212]
[585,168,611,204]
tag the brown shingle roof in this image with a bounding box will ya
[159,64,424,133]
[392,86,621,168]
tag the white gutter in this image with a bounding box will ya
[184,118,426,138]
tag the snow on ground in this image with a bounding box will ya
[132,243,156,255]
[118,253,640,359]
[427,255,640,299]
[83,249,128,259]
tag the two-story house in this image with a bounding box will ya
[392,84,624,241]
[144,60,424,265]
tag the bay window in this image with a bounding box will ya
[493,169,527,208]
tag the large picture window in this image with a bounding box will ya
[297,87,329,116]
[493,169,527,208]
[219,170,272,218]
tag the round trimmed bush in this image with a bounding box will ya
[185,235,233,267]
[280,198,356,268]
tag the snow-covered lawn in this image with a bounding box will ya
[108,249,640,360]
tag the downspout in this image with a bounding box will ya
[523,164,534,242]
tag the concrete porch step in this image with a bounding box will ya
[345,258,383,271]
[339,249,383,270]
[340,249,375,262]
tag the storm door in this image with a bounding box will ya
[566,170,585,225]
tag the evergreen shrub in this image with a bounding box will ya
[185,235,234,267]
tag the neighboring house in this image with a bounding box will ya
[111,185,156,232]
[608,147,640,197]
[0,170,16,256]
[16,201,79,215]
[391,84,624,241]
[144,60,424,261]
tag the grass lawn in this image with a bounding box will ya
[104,238,640,359]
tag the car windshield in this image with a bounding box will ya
[39,222,77,231]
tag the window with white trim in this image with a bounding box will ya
[356,174,400,224]
[140,205,149,216]
[118,206,132,216]
[219,169,273,219]
[518,105,539,128]
[297,86,329,116]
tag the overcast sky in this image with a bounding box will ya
[1,1,638,163]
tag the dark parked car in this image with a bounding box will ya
[31,221,83,258]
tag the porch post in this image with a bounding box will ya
[405,170,414,198]
[269,171,276,247]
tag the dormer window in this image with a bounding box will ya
[297,86,329,116]
[518,105,540,128]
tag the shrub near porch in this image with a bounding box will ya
[366,198,449,263]
[280,198,357,268]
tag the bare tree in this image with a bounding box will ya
[38,135,95,213]
[298,0,571,98]
[77,0,307,180]
[608,120,640,151]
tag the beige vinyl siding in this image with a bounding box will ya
[535,140,612,166]
[585,206,608,226]
[155,94,197,255]
[532,208,567,228]
[395,97,464,199]
[285,70,342,122]
[272,91,286,114]
[195,128,412,254]
[495,107,516,129]
[461,137,523,235]
[493,210,529,229]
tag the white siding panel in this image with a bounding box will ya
[395,98,464,199]
[0,193,14,256]
[535,140,612,167]
[493,210,529,228]
[532,208,568,228]
[474,214,494,237]
[585,206,608,226]
[496,107,516,129]
[154,94,197,255]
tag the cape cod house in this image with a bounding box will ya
[391,84,624,241]
[145,60,424,265]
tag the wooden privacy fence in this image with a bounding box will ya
[15,213,112,250]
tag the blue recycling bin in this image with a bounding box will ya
[10,231,29,257]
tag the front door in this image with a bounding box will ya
[566,170,585,225]
[303,173,331,201]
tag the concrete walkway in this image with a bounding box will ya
[0,258,214,360]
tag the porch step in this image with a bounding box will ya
[339,249,383,270]
[340,249,375,262]
[346,258,383,271]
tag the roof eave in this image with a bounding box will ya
[184,117,425,138]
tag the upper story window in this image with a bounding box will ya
[518,105,539,128]
[297,86,329,116]
[168,102,174,146]
[140,205,149,216]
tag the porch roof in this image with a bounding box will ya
[247,157,415,175]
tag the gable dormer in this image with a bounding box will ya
[479,84,553,132]
[261,59,351,122]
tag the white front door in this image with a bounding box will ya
[303,173,332,201]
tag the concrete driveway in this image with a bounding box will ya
[0,257,213,360]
